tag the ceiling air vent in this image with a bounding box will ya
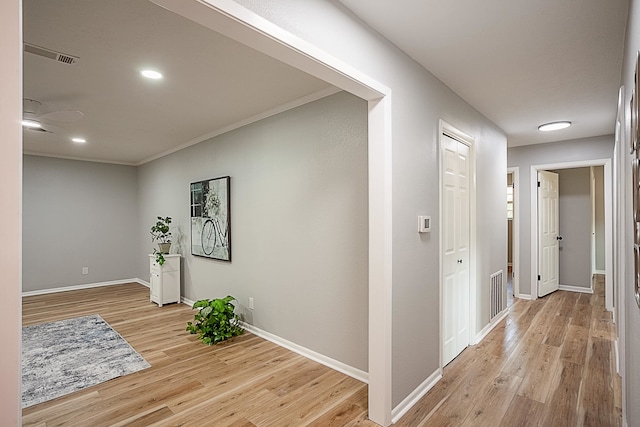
[24,43,79,65]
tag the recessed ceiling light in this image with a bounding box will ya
[22,119,42,129]
[538,121,572,132]
[72,137,86,144]
[140,69,163,80]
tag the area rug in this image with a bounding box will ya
[22,314,150,408]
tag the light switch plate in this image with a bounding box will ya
[418,216,431,233]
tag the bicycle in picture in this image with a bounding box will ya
[200,186,229,258]
[201,216,228,257]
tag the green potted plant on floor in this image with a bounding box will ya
[150,216,172,254]
[187,296,244,345]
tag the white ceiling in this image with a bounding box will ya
[23,0,630,165]
[22,0,333,165]
[338,0,629,147]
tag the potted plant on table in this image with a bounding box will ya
[150,216,172,254]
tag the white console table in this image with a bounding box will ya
[149,254,181,307]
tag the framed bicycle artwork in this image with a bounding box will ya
[190,176,231,261]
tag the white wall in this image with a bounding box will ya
[620,0,640,423]
[23,156,139,292]
[507,135,614,296]
[0,0,22,422]
[138,91,370,371]
[229,0,508,408]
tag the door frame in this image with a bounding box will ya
[507,167,520,298]
[530,159,612,308]
[439,119,477,368]
[149,1,395,424]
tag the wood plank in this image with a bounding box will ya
[544,313,570,347]
[560,325,589,365]
[540,360,584,426]
[517,343,561,403]
[499,395,544,427]
[579,337,618,426]
[459,374,522,426]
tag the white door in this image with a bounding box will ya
[538,170,560,297]
[442,134,470,366]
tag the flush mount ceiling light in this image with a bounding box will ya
[22,118,42,129]
[71,137,86,144]
[538,121,572,132]
[140,69,163,80]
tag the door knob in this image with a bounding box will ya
[457,259,463,264]
[557,236,563,241]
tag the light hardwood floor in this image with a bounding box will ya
[22,276,620,426]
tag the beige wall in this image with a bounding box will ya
[0,0,22,422]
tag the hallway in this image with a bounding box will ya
[396,274,621,426]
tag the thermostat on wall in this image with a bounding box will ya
[418,215,431,233]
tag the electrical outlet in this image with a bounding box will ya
[82,267,89,275]
[249,297,254,310]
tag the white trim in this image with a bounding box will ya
[594,269,606,275]
[615,338,620,375]
[22,151,137,166]
[591,167,597,276]
[391,369,442,423]
[604,160,613,312]
[508,167,520,298]
[147,3,394,423]
[138,87,341,165]
[530,159,613,304]
[21,278,148,297]
[182,296,196,306]
[368,96,394,425]
[517,293,533,300]
[558,284,594,294]
[439,120,477,363]
[240,322,369,384]
[474,309,509,343]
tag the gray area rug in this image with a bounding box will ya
[22,314,150,408]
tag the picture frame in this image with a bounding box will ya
[635,50,640,154]
[632,92,637,154]
[190,176,231,261]
[635,244,640,308]
[634,159,640,223]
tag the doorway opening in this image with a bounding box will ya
[507,168,519,306]
[531,160,612,308]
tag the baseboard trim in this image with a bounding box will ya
[240,321,368,384]
[474,309,509,344]
[391,369,442,423]
[594,269,606,275]
[516,293,532,300]
[558,284,594,294]
[22,278,148,297]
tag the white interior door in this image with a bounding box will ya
[442,134,470,366]
[538,170,560,297]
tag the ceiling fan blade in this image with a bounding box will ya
[39,110,84,122]
[23,122,63,133]
[23,99,42,115]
